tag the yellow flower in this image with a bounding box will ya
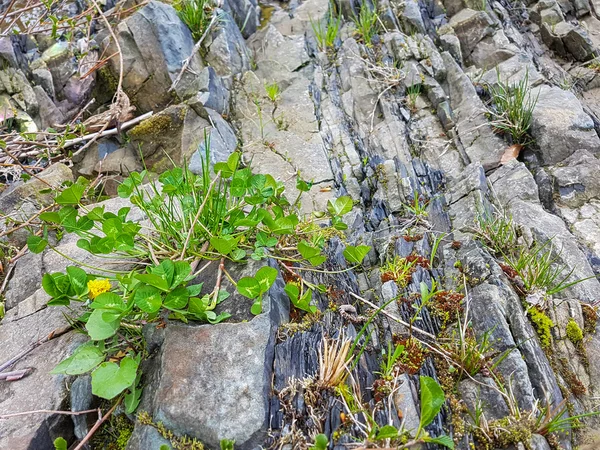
[88,279,111,299]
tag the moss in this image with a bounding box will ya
[91,413,134,450]
[582,304,597,334]
[528,307,554,348]
[129,114,174,139]
[137,411,204,449]
[566,319,584,345]
[472,416,535,450]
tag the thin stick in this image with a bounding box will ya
[349,291,436,339]
[0,408,99,420]
[179,172,221,260]
[73,402,119,450]
[63,111,152,149]
[0,205,53,238]
[0,325,72,373]
[0,368,32,381]
[169,13,219,92]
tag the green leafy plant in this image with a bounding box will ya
[352,2,379,46]
[28,140,366,406]
[310,434,328,450]
[264,81,281,103]
[311,10,342,50]
[53,437,67,450]
[406,83,422,112]
[378,342,405,379]
[486,70,539,145]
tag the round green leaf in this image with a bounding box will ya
[51,342,104,375]
[91,356,138,399]
[237,277,261,299]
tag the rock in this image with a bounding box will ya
[205,10,251,77]
[541,22,596,61]
[32,68,56,98]
[0,67,38,117]
[489,161,600,304]
[390,0,426,34]
[458,376,510,421]
[130,276,288,450]
[193,67,231,116]
[128,104,235,173]
[468,30,519,68]
[34,41,74,98]
[547,150,600,208]
[529,0,564,25]
[0,37,18,67]
[103,1,204,113]
[188,108,238,173]
[439,33,463,64]
[33,85,65,129]
[0,304,84,449]
[449,9,495,58]
[530,85,600,165]
[392,374,420,432]
[530,434,552,450]
[480,53,544,89]
[223,0,260,38]
[0,163,73,246]
[442,52,506,169]
[75,139,141,177]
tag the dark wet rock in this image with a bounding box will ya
[70,376,93,441]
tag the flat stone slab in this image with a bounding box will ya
[131,315,278,450]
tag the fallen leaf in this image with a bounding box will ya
[500,144,523,165]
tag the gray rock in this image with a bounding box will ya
[32,68,55,98]
[391,0,426,33]
[393,374,420,432]
[449,8,495,58]
[529,0,564,25]
[440,33,463,64]
[458,376,510,421]
[223,0,260,38]
[70,376,93,440]
[103,1,203,113]
[530,85,600,165]
[0,37,18,67]
[205,10,251,77]
[130,281,288,449]
[530,434,552,450]
[188,108,238,173]
[33,85,65,129]
[480,53,544,89]
[442,52,506,169]
[192,66,231,116]
[541,22,596,61]
[0,67,38,117]
[548,150,600,208]
[126,425,172,450]
[436,101,455,130]
[468,29,519,68]
[0,305,84,449]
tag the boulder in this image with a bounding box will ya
[449,8,495,58]
[129,264,288,450]
[530,85,600,165]
[541,22,596,61]
[128,104,236,173]
[103,1,204,113]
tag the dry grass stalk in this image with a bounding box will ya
[318,335,352,389]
